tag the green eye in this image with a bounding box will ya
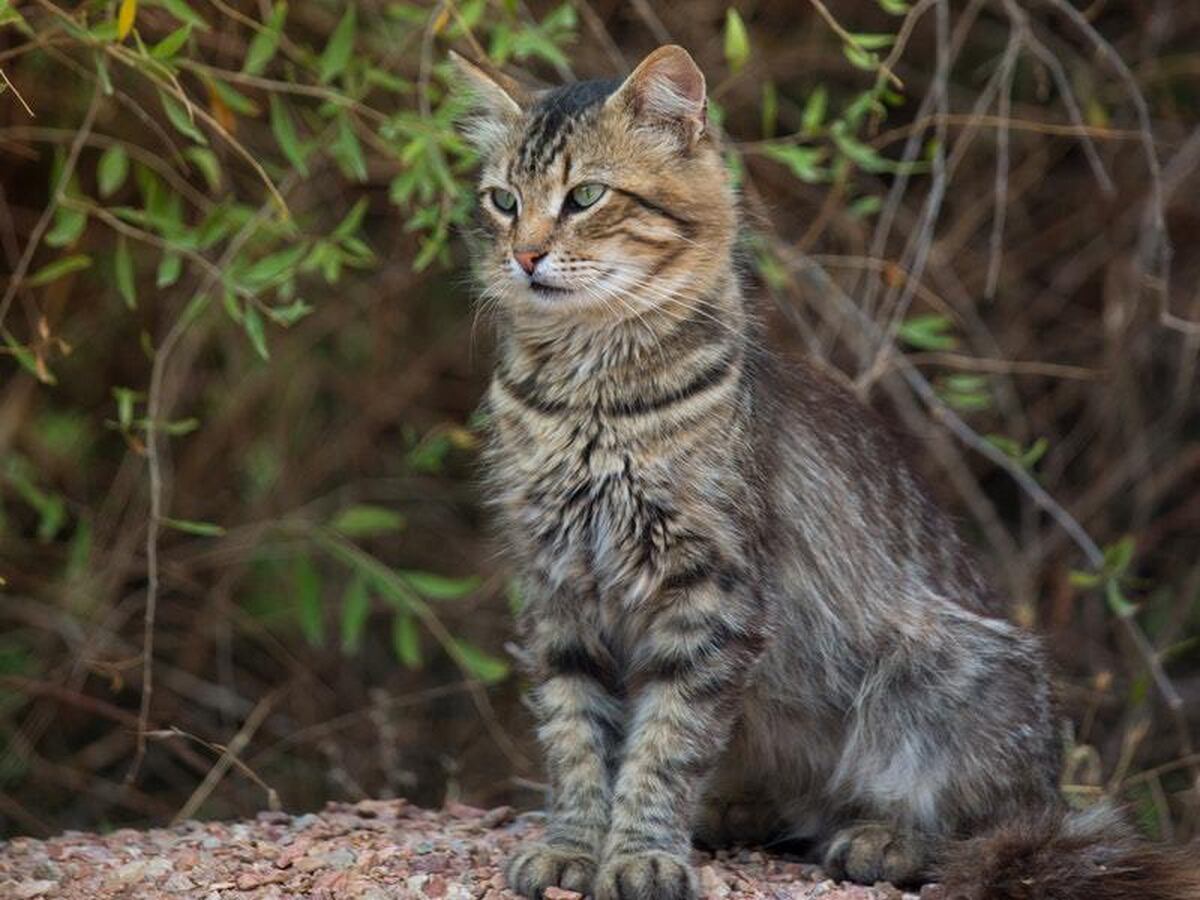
[568,183,606,210]
[491,188,517,213]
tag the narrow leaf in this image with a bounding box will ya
[294,555,324,645]
[163,517,225,536]
[150,0,209,31]
[155,251,182,288]
[117,0,137,39]
[340,574,371,653]
[98,145,129,196]
[269,96,308,175]
[319,5,356,83]
[28,254,91,286]
[391,612,422,669]
[159,90,207,144]
[114,236,136,308]
[244,2,287,75]
[723,8,750,74]
[44,206,86,248]
[400,571,480,600]
[243,303,269,359]
[451,640,509,684]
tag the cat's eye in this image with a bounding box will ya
[491,188,518,214]
[567,183,606,211]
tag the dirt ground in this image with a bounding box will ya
[0,799,929,899]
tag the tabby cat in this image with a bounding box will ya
[452,45,1199,900]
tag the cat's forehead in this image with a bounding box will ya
[498,79,621,180]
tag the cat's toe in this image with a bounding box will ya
[594,851,696,900]
[824,823,926,886]
[505,842,596,898]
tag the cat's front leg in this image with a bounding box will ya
[506,606,623,898]
[595,572,764,900]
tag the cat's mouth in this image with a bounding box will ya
[528,279,573,296]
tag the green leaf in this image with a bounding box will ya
[848,195,882,218]
[150,23,191,59]
[760,81,777,139]
[266,298,313,326]
[294,555,324,645]
[147,0,209,31]
[331,504,406,537]
[184,147,220,192]
[400,571,480,600]
[723,8,750,74]
[163,517,226,536]
[878,0,910,13]
[1103,536,1136,576]
[898,314,957,351]
[848,32,895,50]
[333,197,369,240]
[44,206,86,248]
[112,386,140,428]
[330,113,367,182]
[1069,569,1102,589]
[208,77,259,115]
[159,90,207,144]
[243,303,269,359]
[114,236,136,308]
[1,0,31,29]
[241,243,306,289]
[155,251,182,288]
[451,639,509,684]
[801,86,827,134]
[97,145,129,197]
[1106,579,1137,619]
[244,2,287,75]
[391,612,422,669]
[340,574,370,653]
[319,5,356,83]
[760,143,827,183]
[269,96,308,176]
[842,43,878,71]
[27,254,91,286]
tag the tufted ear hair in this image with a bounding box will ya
[606,45,707,146]
[448,50,530,151]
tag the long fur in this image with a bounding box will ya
[937,805,1200,900]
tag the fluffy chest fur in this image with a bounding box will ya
[483,321,752,608]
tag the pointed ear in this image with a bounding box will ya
[607,45,707,145]
[448,50,529,150]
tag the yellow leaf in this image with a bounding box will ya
[431,7,450,34]
[117,0,138,40]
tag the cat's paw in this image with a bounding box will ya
[594,851,696,900]
[505,842,596,898]
[823,823,926,886]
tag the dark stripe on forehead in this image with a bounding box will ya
[516,78,619,175]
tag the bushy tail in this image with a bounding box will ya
[935,805,1200,900]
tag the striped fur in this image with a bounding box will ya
[452,46,1199,900]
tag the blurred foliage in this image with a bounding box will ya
[0,0,1198,843]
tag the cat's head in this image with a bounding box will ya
[452,46,736,322]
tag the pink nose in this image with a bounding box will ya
[514,250,546,275]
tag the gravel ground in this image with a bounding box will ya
[0,799,926,899]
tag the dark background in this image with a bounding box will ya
[1,0,1197,844]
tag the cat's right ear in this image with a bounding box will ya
[607,45,707,147]
[448,50,528,152]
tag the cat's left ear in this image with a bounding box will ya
[448,50,529,150]
[607,45,707,147]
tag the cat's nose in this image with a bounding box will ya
[514,250,547,275]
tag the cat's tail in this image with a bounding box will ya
[934,804,1200,900]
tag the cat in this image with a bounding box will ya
[451,44,1200,900]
